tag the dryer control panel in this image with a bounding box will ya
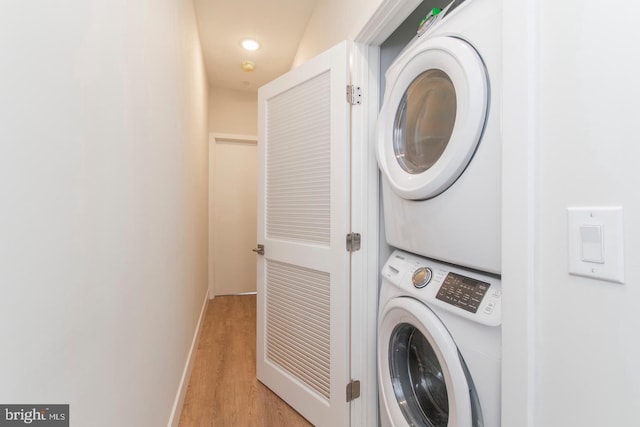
[382,250,502,326]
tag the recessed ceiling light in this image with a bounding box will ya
[241,39,260,51]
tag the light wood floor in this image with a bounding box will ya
[178,295,313,427]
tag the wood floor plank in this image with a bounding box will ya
[179,295,313,427]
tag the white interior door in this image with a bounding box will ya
[256,41,351,426]
[209,134,258,296]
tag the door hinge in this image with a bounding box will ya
[346,233,361,252]
[346,380,361,402]
[346,85,362,105]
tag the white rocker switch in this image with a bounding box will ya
[568,206,624,284]
[580,224,604,263]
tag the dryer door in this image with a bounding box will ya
[377,36,488,200]
[378,297,482,427]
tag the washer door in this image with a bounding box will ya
[378,297,480,427]
[377,36,488,200]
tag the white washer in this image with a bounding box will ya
[377,0,502,274]
[378,250,501,427]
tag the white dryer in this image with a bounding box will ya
[378,250,501,427]
[377,0,502,274]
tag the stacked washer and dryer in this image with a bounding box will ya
[376,0,502,426]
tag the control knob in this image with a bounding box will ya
[412,267,432,289]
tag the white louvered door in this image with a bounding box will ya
[256,41,351,426]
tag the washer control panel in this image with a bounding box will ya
[435,271,489,313]
[382,250,502,326]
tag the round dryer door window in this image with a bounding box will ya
[393,69,457,175]
[377,36,489,200]
[378,298,480,427]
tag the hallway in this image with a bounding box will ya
[179,295,312,426]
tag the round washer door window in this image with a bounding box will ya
[378,297,475,427]
[389,323,449,426]
[377,36,488,200]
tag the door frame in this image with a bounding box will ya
[208,133,258,299]
[352,0,535,426]
[348,3,428,424]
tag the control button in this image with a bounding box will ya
[484,301,496,314]
[412,267,433,289]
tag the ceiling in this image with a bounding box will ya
[193,0,318,92]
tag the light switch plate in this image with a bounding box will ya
[567,207,624,284]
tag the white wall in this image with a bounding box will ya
[533,1,640,425]
[0,1,209,426]
[292,0,383,67]
[208,86,257,134]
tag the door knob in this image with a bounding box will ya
[252,244,265,255]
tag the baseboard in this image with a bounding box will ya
[167,289,210,427]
